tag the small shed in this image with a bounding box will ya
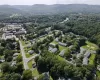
[13,53,19,57]
[28,50,34,55]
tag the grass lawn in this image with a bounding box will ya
[28,59,35,69]
[25,53,35,58]
[51,41,58,44]
[32,68,39,77]
[0,72,2,77]
[59,45,68,51]
[82,41,99,51]
[57,55,65,61]
[96,71,100,79]
[0,56,4,59]
[89,54,96,65]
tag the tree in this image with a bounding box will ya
[22,70,32,80]
[38,74,44,80]
[4,49,13,61]
[34,56,39,65]
[0,46,4,55]
[64,49,71,60]
[16,54,22,63]
[16,62,23,73]
[6,56,13,62]
[55,44,59,50]
[9,73,21,80]
[1,73,21,80]
[64,65,74,78]
[1,62,10,73]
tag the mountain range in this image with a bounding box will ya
[0,4,100,17]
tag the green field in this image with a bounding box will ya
[28,59,35,69]
[57,55,65,61]
[59,45,68,51]
[82,41,99,51]
[25,53,35,58]
[32,68,39,77]
[89,54,96,65]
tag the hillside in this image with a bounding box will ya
[0,4,100,18]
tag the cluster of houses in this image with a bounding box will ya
[77,47,96,65]
[2,24,26,40]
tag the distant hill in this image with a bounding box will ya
[1,4,100,18]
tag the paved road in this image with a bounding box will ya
[27,54,39,62]
[19,40,39,70]
[19,41,29,70]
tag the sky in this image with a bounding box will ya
[0,0,100,5]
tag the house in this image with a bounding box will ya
[84,51,91,58]
[55,37,59,42]
[49,43,56,47]
[11,61,16,66]
[83,50,91,65]
[51,48,58,53]
[97,65,100,71]
[5,35,15,40]
[83,57,88,65]
[15,31,26,35]
[48,46,53,51]
[80,47,86,54]
[34,77,37,80]
[28,50,34,55]
[68,45,73,49]
[48,46,58,53]
[59,50,65,57]
[58,42,67,47]
[0,59,5,63]
[13,53,19,57]
[42,72,50,80]
[27,44,32,48]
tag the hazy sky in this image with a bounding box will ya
[0,0,100,5]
